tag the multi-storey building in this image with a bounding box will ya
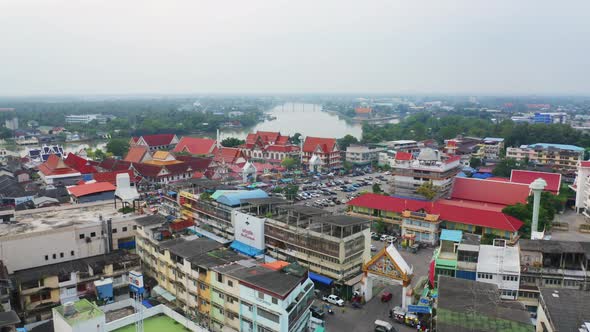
[481,137,505,160]
[301,136,341,171]
[134,215,313,332]
[212,262,313,332]
[536,288,590,332]
[517,239,590,312]
[390,148,461,199]
[345,145,385,166]
[64,114,108,125]
[248,204,371,283]
[506,143,584,175]
[572,160,590,216]
[13,251,139,323]
[238,131,300,164]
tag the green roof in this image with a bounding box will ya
[113,314,191,332]
[435,258,457,269]
[53,299,104,325]
[437,308,534,332]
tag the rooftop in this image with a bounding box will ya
[135,214,167,227]
[539,288,590,332]
[319,215,370,227]
[527,143,584,152]
[451,177,531,206]
[477,244,520,275]
[113,314,190,332]
[160,236,222,259]
[1,202,121,237]
[437,276,534,332]
[53,299,104,326]
[519,239,589,257]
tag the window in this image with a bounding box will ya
[112,228,117,234]
[271,297,278,305]
[52,254,56,259]
[71,250,75,256]
[227,296,236,304]
[90,232,96,237]
[258,291,264,300]
[502,275,518,282]
[133,225,137,230]
[199,283,207,291]
[217,273,223,283]
[258,308,280,323]
[477,273,492,280]
[60,252,64,258]
[227,280,233,287]
[44,255,48,261]
[79,234,85,239]
[122,227,127,232]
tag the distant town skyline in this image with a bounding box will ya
[1,0,590,96]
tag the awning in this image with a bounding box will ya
[309,272,334,286]
[230,241,264,257]
[152,285,176,302]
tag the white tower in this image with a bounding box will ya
[529,178,547,240]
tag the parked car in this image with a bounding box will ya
[380,234,389,242]
[309,305,325,319]
[322,294,344,306]
[370,244,377,252]
[374,319,397,332]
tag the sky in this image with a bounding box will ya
[1,0,590,96]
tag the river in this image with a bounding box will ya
[221,103,364,140]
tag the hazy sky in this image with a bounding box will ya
[1,0,590,96]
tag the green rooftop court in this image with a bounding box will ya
[113,314,191,332]
[54,299,104,325]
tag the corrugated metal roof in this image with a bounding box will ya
[216,189,268,206]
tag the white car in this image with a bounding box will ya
[370,244,377,251]
[322,294,344,306]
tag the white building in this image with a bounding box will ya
[65,114,107,125]
[476,241,520,300]
[345,145,385,165]
[52,299,106,332]
[572,160,590,216]
[0,202,141,273]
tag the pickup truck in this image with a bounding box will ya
[322,294,344,306]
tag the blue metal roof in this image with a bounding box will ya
[528,143,584,152]
[230,240,263,257]
[440,229,463,242]
[309,272,334,286]
[215,189,268,207]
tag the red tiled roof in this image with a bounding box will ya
[98,158,132,172]
[212,147,245,164]
[355,107,372,114]
[124,146,149,163]
[303,136,337,154]
[93,170,135,185]
[64,153,98,174]
[131,163,163,178]
[173,137,216,155]
[395,151,413,161]
[38,155,79,176]
[192,171,204,179]
[68,182,116,198]
[451,177,530,206]
[137,134,176,147]
[347,193,523,232]
[175,155,213,171]
[510,170,561,194]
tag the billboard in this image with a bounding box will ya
[129,270,144,294]
[232,211,265,251]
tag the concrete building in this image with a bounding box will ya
[481,137,505,160]
[533,112,567,124]
[390,148,461,199]
[52,299,106,332]
[345,145,385,165]
[506,143,584,175]
[5,117,18,131]
[536,288,590,332]
[0,202,141,273]
[572,160,590,216]
[517,239,590,312]
[476,241,521,300]
[15,251,139,323]
[64,114,108,125]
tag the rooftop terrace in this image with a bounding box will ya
[54,299,104,326]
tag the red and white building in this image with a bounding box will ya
[238,131,299,164]
[130,134,179,152]
[37,154,82,185]
[301,136,341,171]
[173,137,217,155]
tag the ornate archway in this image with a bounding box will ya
[361,244,413,308]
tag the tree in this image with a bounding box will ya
[284,184,299,200]
[200,192,212,201]
[281,157,299,170]
[106,138,130,157]
[290,133,302,145]
[221,137,245,147]
[337,134,359,151]
[374,218,386,234]
[502,191,561,238]
[469,156,482,169]
[343,161,353,172]
[372,183,382,194]
[492,158,522,177]
[416,181,438,200]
